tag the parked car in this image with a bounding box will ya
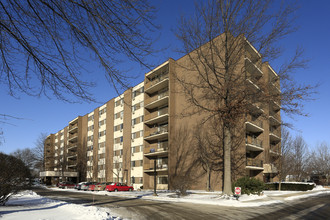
[75,182,87,190]
[58,181,75,189]
[105,182,133,192]
[96,182,113,191]
[80,182,97,191]
[88,182,99,191]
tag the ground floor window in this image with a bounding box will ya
[158,176,168,184]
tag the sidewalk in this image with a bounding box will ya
[243,187,330,203]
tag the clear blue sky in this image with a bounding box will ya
[1,0,329,154]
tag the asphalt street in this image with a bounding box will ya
[33,187,330,220]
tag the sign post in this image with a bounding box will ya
[234,187,241,200]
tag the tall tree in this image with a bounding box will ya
[278,127,293,189]
[175,0,316,195]
[309,142,330,185]
[0,0,157,102]
[11,148,36,171]
[33,133,48,172]
[290,135,310,181]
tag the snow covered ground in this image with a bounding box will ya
[0,190,121,220]
[0,186,329,219]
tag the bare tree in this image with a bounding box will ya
[309,142,330,185]
[11,148,36,171]
[175,0,317,195]
[290,135,310,181]
[0,0,157,102]
[33,133,48,172]
[278,127,293,189]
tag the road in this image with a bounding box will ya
[33,188,330,220]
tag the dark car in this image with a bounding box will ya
[105,182,133,192]
[58,181,75,189]
[81,182,98,191]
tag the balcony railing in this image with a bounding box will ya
[246,158,263,168]
[145,107,168,121]
[145,124,168,137]
[145,163,168,171]
[145,73,169,90]
[246,136,263,148]
[270,144,281,155]
[263,163,278,173]
[145,90,169,107]
[269,127,280,136]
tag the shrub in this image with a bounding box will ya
[232,176,265,195]
[0,152,31,205]
[265,182,315,191]
[170,175,194,197]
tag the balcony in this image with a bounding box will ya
[144,147,169,159]
[246,158,264,170]
[67,144,78,151]
[269,81,281,95]
[269,115,281,126]
[245,57,263,79]
[145,90,169,110]
[145,73,169,94]
[246,78,260,91]
[270,100,281,112]
[144,125,168,141]
[67,151,77,158]
[270,144,281,156]
[68,134,78,143]
[68,125,78,134]
[246,136,263,151]
[144,163,168,173]
[263,163,278,173]
[245,117,263,133]
[248,103,264,115]
[269,127,281,143]
[145,107,169,125]
[67,161,77,167]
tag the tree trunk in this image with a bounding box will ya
[223,126,232,195]
[206,164,210,192]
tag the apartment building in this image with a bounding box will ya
[41,34,281,190]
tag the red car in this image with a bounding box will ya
[88,182,99,191]
[105,182,133,192]
[58,181,75,189]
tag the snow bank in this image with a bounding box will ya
[0,191,119,220]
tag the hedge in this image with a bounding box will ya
[265,182,315,191]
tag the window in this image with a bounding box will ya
[87,135,93,142]
[114,111,124,119]
[132,101,144,111]
[98,142,105,149]
[158,176,168,184]
[99,108,106,117]
[115,98,123,107]
[98,130,106,138]
[114,123,124,131]
[99,119,106,127]
[114,136,123,144]
[88,115,94,121]
[88,125,94,131]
